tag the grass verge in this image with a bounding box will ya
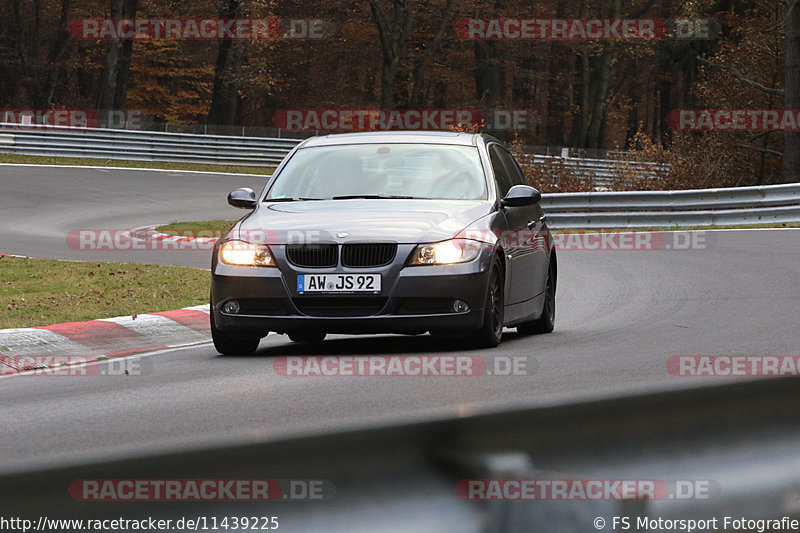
[156,220,238,237]
[0,256,209,329]
[0,153,274,175]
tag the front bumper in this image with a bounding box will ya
[211,245,493,337]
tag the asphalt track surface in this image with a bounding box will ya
[0,164,267,267]
[2,164,800,475]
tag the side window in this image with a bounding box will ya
[489,145,514,198]
[500,148,528,186]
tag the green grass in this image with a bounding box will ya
[156,220,238,238]
[0,256,209,329]
[0,153,275,175]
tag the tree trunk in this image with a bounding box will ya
[98,0,124,112]
[585,0,621,149]
[586,48,613,149]
[570,51,591,147]
[369,0,412,109]
[114,0,138,111]
[544,1,567,145]
[473,40,503,107]
[409,0,454,107]
[472,0,505,110]
[207,0,240,127]
[380,56,401,108]
[36,0,71,108]
[785,0,800,183]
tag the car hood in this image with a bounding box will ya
[233,199,492,244]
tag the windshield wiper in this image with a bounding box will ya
[264,197,325,202]
[330,194,419,200]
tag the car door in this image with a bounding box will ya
[489,144,548,305]
[488,144,527,306]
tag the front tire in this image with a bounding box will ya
[469,255,504,348]
[210,308,261,355]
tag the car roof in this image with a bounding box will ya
[297,131,495,148]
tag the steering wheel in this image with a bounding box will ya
[430,171,474,199]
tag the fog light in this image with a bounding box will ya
[222,300,240,314]
[453,299,469,313]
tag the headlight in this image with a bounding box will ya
[219,240,275,267]
[408,239,482,266]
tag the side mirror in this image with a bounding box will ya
[500,185,541,207]
[228,187,257,209]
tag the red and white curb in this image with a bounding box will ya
[0,305,211,376]
[129,225,220,246]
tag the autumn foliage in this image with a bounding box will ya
[0,0,796,188]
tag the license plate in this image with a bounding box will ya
[297,274,381,293]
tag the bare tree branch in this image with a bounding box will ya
[697,56,785,95]
[736,143,783,157]
[765,0,799,32]
[747,131,776,143]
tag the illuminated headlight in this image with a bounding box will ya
[408,239,482,266]
[219,240,275,267]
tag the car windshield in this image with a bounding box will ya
[265,143,486,201]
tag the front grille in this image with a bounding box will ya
[293,297,388,317]
[341,243,397,268]
[286,244,338,268]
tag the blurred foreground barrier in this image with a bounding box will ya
[1,378,799,532]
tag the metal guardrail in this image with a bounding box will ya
[517,153,670,187]
[0,124,662,181]
[0,123,302,166]
[543,183,800,228]
[2,124,797,228]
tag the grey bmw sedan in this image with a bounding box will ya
[210,131,556,354]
